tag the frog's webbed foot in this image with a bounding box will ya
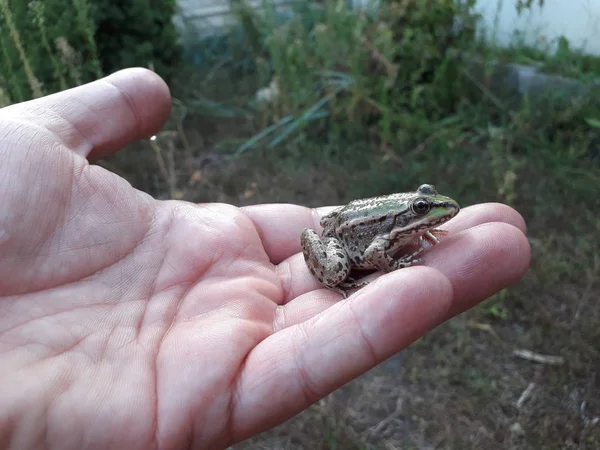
[337,278,372,298]
[300,228,352,290]
[329,285,354,299]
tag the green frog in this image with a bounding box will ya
[300,184,460,297]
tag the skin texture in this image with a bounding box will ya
[0,68,531,450]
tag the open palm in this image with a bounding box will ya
[0,69,530,449]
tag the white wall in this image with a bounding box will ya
[175,0,291,34]
[176,0,600,56]
[474,0,600,56]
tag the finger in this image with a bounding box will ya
[444,202,527,235]
[272,288,340,333]
[0,68,171,161]
[274,218,528,328]
[275,203,527,303]
[242,202,526,265]
[232,266,454,441]
[275,253,325,302]
[241,203,324,265]
[427,221,531,316]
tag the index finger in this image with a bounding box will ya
[240,203,339,264]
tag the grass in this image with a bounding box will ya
[3,0,600,447]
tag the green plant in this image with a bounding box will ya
[0,0,101,101]
[231,0,480,154]
[0,0,44,100]
[92,0,182,82]
[0,0,182,104]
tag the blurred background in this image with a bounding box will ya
[1,0,599,447]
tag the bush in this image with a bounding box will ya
[93,0,182,82]
[0,0,182,103]
[229,0,480,152]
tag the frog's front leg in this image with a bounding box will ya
[301,229,352,289]
[423,228,448,245]
[363,237,425,273]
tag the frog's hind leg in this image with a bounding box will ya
[300,229,351,290]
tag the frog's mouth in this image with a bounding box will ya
[428,200,460,222]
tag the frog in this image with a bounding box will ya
[300,184,460,297]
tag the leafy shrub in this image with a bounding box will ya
[231,0,480,152]
[0,0,181,103]
[93,0,182,81]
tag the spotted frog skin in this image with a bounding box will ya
[300,184,460,297]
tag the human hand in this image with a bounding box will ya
[0,68,530,449]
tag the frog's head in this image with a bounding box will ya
[401,184,460,233]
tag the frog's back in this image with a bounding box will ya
[331,195,413,267]
[335,194,412,228]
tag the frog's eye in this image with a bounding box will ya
[411,198,431,215]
